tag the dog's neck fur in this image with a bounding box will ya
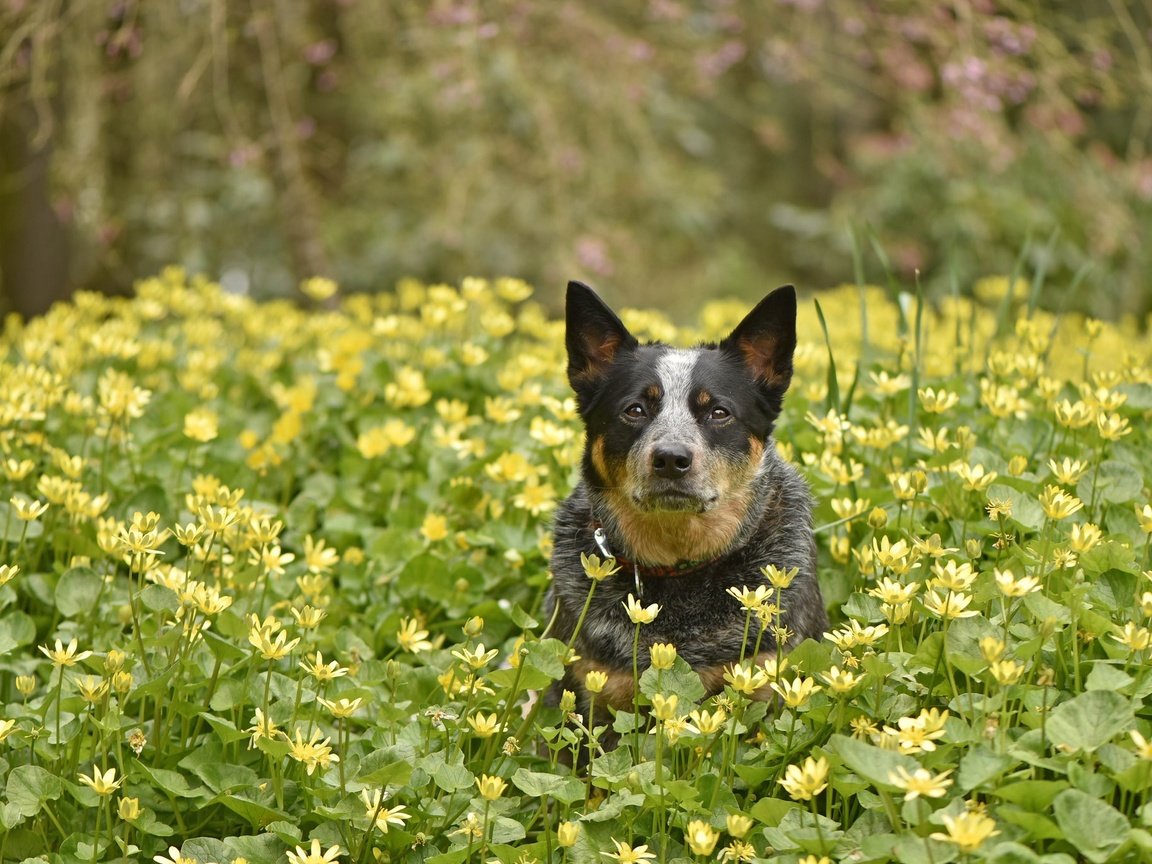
[588,444,778,568]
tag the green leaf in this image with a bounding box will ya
[132,764,204,798]
[957,746,1016,792]
[510,769,585,805]
[4,765,64,817]
[54,567,104,617]
[749,796,798,826]
[213,794,289,829]
[1045,690,1134,752]
[830,733,919,788]
[1080,542,1139,576]
[639,657,706,705]
[357,747,415,787]
[581,791,646,822]
[225,834,285,864]
[1052,789,1131,863]
[1079,461,1142,505]
[993,780,1069,810]
[1085,663,1133,692]
[0,611,35,656]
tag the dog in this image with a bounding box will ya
[546,280,827,729]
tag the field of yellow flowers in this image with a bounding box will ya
[1,270,1151,864]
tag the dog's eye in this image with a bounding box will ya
[623,403,647,420]
[708,406,731,421]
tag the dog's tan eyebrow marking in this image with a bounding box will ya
[645,384,662,401]
[695,390,712,406]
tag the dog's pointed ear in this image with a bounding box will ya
[720,285,797,392]
[566,280,637,393]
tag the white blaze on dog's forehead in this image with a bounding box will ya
[650,349,703,441]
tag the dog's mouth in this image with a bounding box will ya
[631,489,719,513]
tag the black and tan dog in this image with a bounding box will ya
[547,281,827,721]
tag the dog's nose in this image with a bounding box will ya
[652,446,693,479]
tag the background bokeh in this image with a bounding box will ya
[1,0,1149,318]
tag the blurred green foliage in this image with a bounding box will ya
[0,0,1149,316]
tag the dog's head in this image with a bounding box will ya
[566,280,797,562]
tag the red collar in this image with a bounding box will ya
[590,518,723,579]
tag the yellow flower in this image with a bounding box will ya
[183,408,219,442]
[762,564,798,589]
[994,568,1041,597]
[726,812,754,838]
[685,820,720,855]
[888,766,953,800]
[303,535,340,573]
[1053,399,1093,429]
[689,707,728,735]
[717,841,756,863]
[286,838,342,864]
[451,643,499,669]
[299,651,349,681]
[1069,522,1102,553]
[153,846,198,864]
[651,693,678,721]
[918,387,960,413]
[778,755,830,801]
[0,564,19,587]
[76,675,110,703]
[872,536,913,569]
[1049,457,1089,485]
[822,665,864,694]
[420,513,449,542]
[868,577,919,605]
[300,276,339,301]
[360,788,412,833]
[248,626,300,660]
[723,661,769,695]
[623,594,661,624]
[291,605,327,630]
[1137,504,1152,534]
[39,638,93,667]
[557,821,581,847]
[466,711,502,738]
[770,675,822,708]
[0,718,17,743]
[726,584,772,609]
[1039,485,1085,521]
[585,669,609,694]
[979,636,1006,662]
[512,478,556,515]
[1114,622,1152,652]
[922,590,978,620]
[581,552,621,581]
[10,496,48,521]
[1096,411,1131,440]
[953,462,998,492]
[317,697,363,718]
[396,617,433,653]
[929,560,976,592]
[288,727,340,775]
[930,810,1000,852]
[1130,730,1152,760]
[989,659,1025,685]
[476,773,507,801]
[117,796,141,822]
[649,642,677,670]
[603,839,658,863]
[77,766,122,796]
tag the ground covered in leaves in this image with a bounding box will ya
[1,271,1151,864]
